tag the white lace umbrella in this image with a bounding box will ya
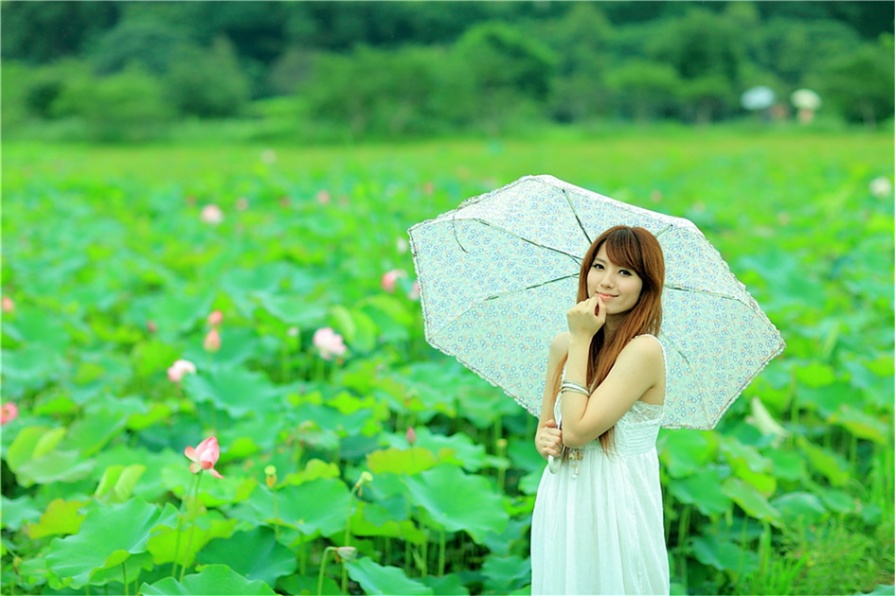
[408,175,785,429]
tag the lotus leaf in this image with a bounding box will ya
[140,564,276,595]
[197,527,296,585]
[482,554,531,593]
[405,464,509,543]
[668,469,732,516]
[419,573,471,595]
[45,499,178,588]
[26,499,86,539]
[1,496,42,531]
[658,429,717,478]
[147,514,238,566]
[182,366,281,419]
[797,437,850,487]
[94,464,146,504]
[347,557,433,595]
[771,492,828,526]
[367,447,437,475]
[691,534,759,574]
[721,478,782,527]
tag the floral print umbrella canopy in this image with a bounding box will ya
[408,175,785,430]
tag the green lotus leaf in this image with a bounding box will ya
[797,436,849,487]
[667,469,732,516]
[359,295,412,343]
[691,534,759,574]
[346,557,433,595]
[95,464,146,504]
[765,449,805,482]
[237,477,351,539]
[816,487,858,514]
[182,366,280,418]
[258,293,327,327]
[482,554,531,594]
[281,458,341,486]
[127,292,214,336]
[798,383,852,417]
[367,447,437,475]
[419,573,471,595]
[413,427,487,472]
[147,514,238,567]
[45,499,178,588]
[405,464,509,543]
[795,361,837,388]
[1,345,66,397]
[721,478,782,527]
[14,450,95,488]
[132,338,182,379]
[658,429,717,478]
[6,426,64,472]
[140,564,276,595]
[1,495,42,531]
[26,498,87,539]
[197,527,296,586]
[771,491,828,526]
[506,437,545,474]
[829,405,889,444]
[350,501,425,542]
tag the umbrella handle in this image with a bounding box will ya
[547,454,561,474]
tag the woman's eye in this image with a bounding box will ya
[592,263,604,270]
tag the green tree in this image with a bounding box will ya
[815,37,895,127]
[54,65,174,142]
[605,60,682,121]
[89,18,189,76]
[648,9,746,122]
[543,3,613,122]
[166,38,251,118]
[454,22,556,133]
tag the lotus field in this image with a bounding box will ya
[1,131,893,595]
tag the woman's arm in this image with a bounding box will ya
[560,335,663,448]
[534,332,569,459]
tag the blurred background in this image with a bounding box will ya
[2,1,893,143]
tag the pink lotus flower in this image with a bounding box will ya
[313,327,346,360]
[1,296,13,313]
[200,204,224,225]
[184,436,224,478]
[316,190,331,205]
[406,426,417,446]
[407,280,420,301]
[1,402,19,425]
[167,359,197,383]
[381,269,406,293]
[208,310,223,327]
[203,328,221,352]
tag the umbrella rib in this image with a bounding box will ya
[665,283,744,302]
[449,213,583,261]
[483,273,579,301]
[562,189,592,246]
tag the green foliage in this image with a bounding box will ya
[166,38,251,119]
[53,65,175,142]
[1,132,892,595]
[816,36,895,127]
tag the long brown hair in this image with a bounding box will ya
[552,226,665,452]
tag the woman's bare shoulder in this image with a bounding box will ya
[620,334,664,365]
[549,332,570,358]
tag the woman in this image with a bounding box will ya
[530,225,670,595]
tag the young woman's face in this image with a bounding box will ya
[586,244,644,316]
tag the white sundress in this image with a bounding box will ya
[530,341,670,595]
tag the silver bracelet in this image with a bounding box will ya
[560,381,590,397]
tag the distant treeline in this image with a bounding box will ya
[2,1,892,141]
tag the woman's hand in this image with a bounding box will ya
[566,295,605,339]
[535,419,563,459]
